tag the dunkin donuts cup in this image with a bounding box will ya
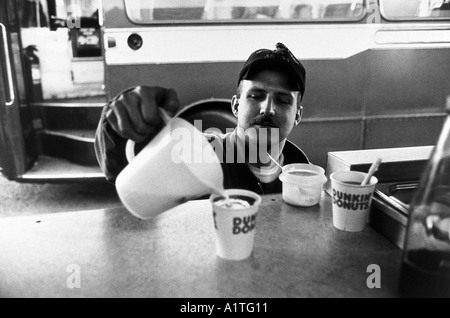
[330,171,378,232]
[210,189,262,261]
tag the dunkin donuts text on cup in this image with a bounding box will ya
[233,215,256,234]
[332,189,372,210]
[213,213,257,234]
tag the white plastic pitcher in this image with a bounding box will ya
[115,110,224,219]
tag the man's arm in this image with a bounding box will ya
[94,86,180,183]
[94,102,128,183]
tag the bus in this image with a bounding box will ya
[1,0,450,182]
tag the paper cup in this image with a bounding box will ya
[210,189,262,261]
[330,171,378,232]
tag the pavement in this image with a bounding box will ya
[0,176,122,218]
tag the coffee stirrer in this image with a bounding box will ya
[361,158,382,186]
[267,153,284,170]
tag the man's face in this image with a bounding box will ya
[232,69,301,146]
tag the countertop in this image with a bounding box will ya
[0,192,402,298]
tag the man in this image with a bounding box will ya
[95,42,308,194]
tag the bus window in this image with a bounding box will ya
[380,0,450,20]
[323,2,363,18]
[123,0,365,23]
[291,5,313,19]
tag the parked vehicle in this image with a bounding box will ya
[1,0,450,182]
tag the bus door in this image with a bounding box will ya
[1,0,106,183]
[0,0,37,180]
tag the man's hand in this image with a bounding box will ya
[105,86,180,143]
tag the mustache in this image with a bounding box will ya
[250,115,279,128]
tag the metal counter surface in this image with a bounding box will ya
[0,193,402,298]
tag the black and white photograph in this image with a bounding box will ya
[0,0,449,301]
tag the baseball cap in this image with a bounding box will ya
[238,42,306,99]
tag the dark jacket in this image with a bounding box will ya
[216,131,309,194]
[94,104,309,195]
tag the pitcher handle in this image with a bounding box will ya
[125,108,172,163]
